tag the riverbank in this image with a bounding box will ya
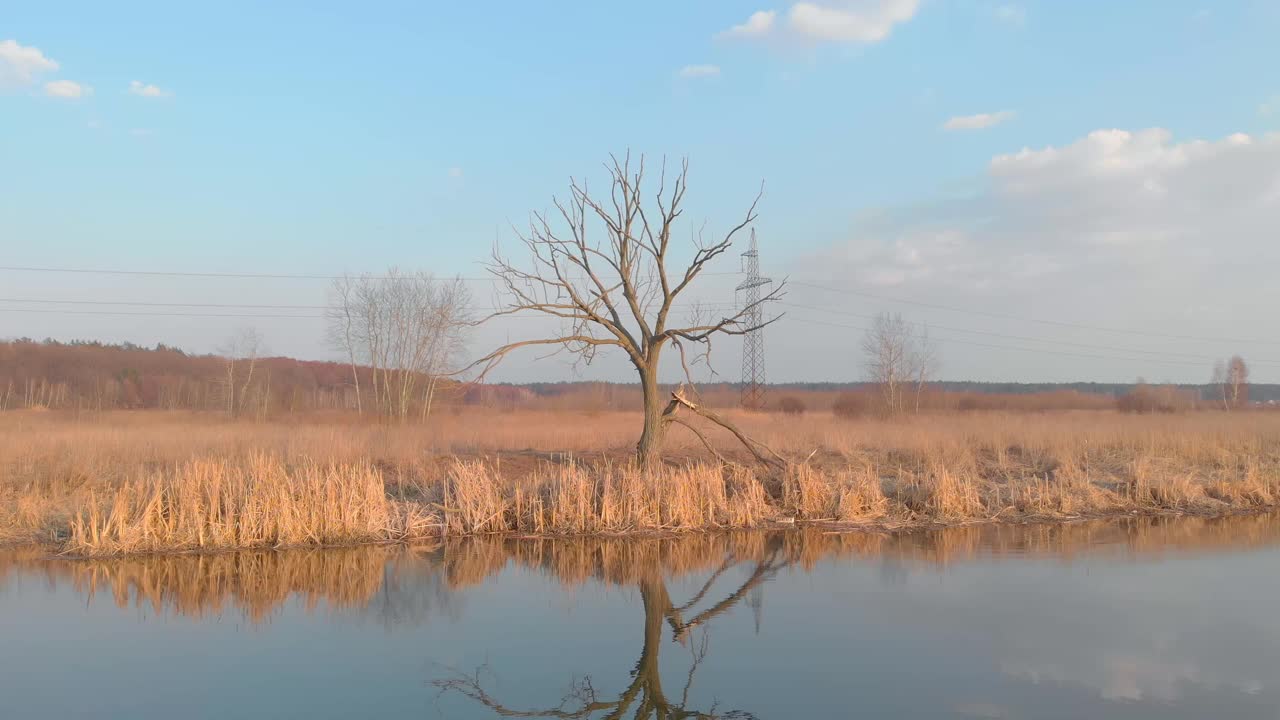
[7,513,1280,619]
[3,410,1279,556]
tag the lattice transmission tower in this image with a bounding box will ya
[737,229,772,410]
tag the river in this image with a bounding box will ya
[2,515,1279,719]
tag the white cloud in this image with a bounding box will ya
[129,80,170,98]
[943,110,1015,130]
[788,0,920,43]
[130,128,154,138]
[0,39,59,87]
[718,1,918,44]
[44,79,90,98]
[678,64,721,78]
[988,128,1257,192]
[718,10,778,39]
[992,3,1026,26]
[801,128,1280,379]
[448,167,463,178]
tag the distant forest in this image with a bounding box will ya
[519,380,1280,404]
[2,338,1276,413]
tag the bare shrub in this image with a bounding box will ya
[776,396,806,415]
[833,391,875,419]
[1118,381,1198,414]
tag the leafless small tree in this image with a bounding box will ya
[862,313,912,415]
[327,274,364,414]
[1227,355,1250,409]
[1212,356,1250,410]
[911,323,940,413]
[862,313,940,416]
[327,270,471,421]
[219,327,263,418]
[1212,360,1228,409]
[466,153,785,468]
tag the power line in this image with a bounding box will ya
[790,280,1280,347]
[789,317,1238,370]
[0,297,332,310]
[3,295,1270,365]
[0,265,419,281]
[0,301,741,318]
[0,265,742,282]
[778,301,1280,365]
[5,264,1269,346]
[0,307,323,319]
[0,265,363,280]
[3,264,1270,371]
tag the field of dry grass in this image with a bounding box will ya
[2,408,1279,555]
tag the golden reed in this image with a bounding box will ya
[1,409,1278,555]
[6,515,1280,624]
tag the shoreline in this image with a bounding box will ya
[8,501,1277,561]
[6,411,1279,558]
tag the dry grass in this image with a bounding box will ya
[65,456,437,556]
[2,408,1280,555]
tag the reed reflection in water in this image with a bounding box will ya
[2,513,1279,719]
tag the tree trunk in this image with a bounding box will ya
[350,360,362,414]
[635,577,673,712]
[636,365,666,469]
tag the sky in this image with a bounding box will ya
[2,0,1279,384]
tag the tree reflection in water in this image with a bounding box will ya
[433,537,791,719]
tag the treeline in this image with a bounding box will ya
[0,338,365,414]
[0,338,555,416]
[3,339,1275,416]
[516,380,1280,406]
[472,383,1129,414]
[762,381,1280,403]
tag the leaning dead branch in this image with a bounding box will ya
[665,387,787,470]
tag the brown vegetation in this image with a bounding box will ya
[6,513,1279,624]
[2,408,1279,555]
[775,396,806,415]
[1118,381,1199,413]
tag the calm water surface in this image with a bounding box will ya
[3,516,1280,719]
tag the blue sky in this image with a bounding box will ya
[3,1,1279,383]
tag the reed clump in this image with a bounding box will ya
[2,409,1280,555]
[444,461,771,535]
[65,456,437,556]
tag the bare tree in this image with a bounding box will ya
[861,313,912,416]
[1228,355,1250,409]
[1212,356,1251,410]
[219,327,263,418]
[467,154,785,468]
[1212,359,1229,410]
[862,313,941,416]
[327,270,471,421]
[327,275,363,414]
[911,323,940,414]
[435,542,788,719]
